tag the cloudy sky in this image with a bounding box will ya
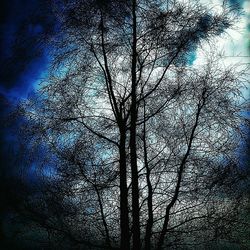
[0,0,250,101]
[0,0,57,181]
[0,0,56,101]
[0,0,248,100]
[0,0,249,180]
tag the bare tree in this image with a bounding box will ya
[16,0,249,249]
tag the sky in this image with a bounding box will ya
[0,3,248,249]
[0,0,248,101]
[0,0,56,101]
[0,0,57,184]
[0,0,249,182]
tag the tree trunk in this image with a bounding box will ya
[143,102,153,250]
[119,128,130,250]
[94,185,111,248]
[156,100,204,250]
[130,0,141,249]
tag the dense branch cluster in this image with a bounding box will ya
[15,0,249,249]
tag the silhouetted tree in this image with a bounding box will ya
[16,0,249,249]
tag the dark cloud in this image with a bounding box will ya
[0,0,56,99]
[0,0,56,194]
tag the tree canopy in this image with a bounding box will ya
[10,0,250,249]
